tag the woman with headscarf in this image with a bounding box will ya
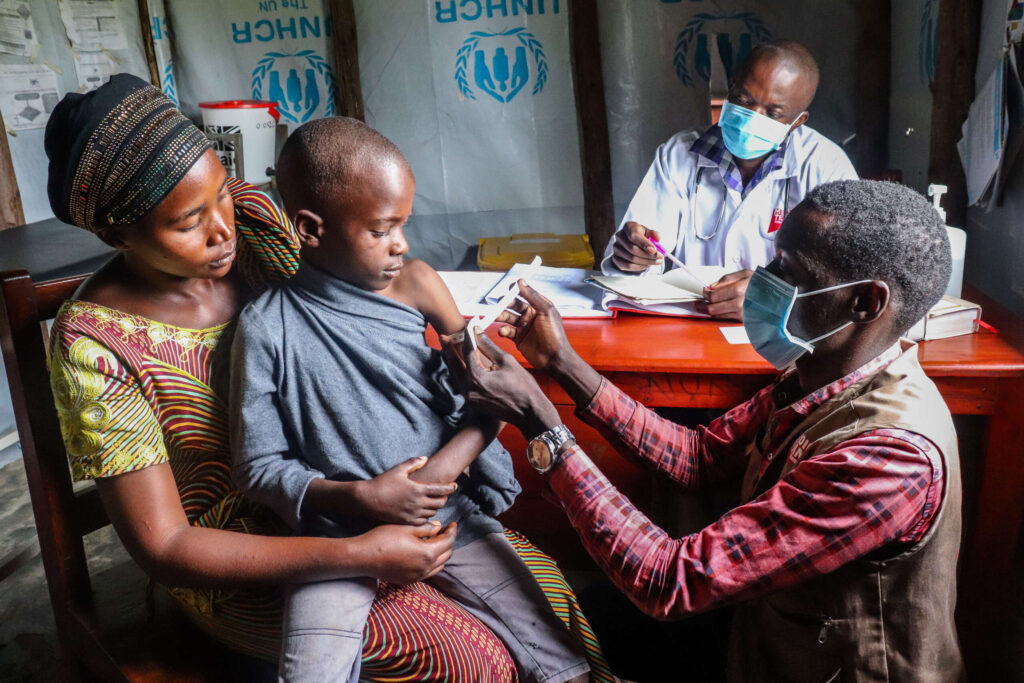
[41,74,539,680]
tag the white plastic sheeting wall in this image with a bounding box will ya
[355,0,584,267]
[167,0,336,123]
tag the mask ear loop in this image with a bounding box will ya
[791,279,876,347]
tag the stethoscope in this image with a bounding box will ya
[690,167,792,241]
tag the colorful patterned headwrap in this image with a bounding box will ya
[45,73,212,232]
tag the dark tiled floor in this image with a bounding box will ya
[0,456,133,682]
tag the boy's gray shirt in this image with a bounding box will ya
[229,263,519,543]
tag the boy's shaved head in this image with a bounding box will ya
[736,40,820,111]
[276,116,410,216]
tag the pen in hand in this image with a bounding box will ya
[647,237,709,290]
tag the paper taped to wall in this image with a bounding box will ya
[59,0,128,52]
[958,58,1006,205]
[0,0,38,58]
[0,63,59,130]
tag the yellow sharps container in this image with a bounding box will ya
[477,233,595,271]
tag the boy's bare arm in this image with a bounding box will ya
[408,412,502,485]
[392,259,467,335]
[304,459,456,526]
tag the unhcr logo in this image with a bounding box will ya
[455,28,548,103]
[251,50,337,124]
[673,12,771,87]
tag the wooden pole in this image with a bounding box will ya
[0,110,25,230]
[327,0,365,121]
[135,0,161,88]
[568,0,615,260]
[927,0,981,228]
[854,0,891,178]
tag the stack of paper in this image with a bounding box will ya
[483,263,611,317]
[439,265,614,319]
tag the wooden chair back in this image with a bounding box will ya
[0,269,265,682]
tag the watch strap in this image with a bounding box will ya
[530,424,575,473]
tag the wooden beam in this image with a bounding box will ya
[854,0,891,178]
[327,0,365,121]
[568,0,615,260]
[0,110,25,230]
[928,0,981,227]
[135,0,161,88]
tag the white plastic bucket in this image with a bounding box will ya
[198,100,279,184]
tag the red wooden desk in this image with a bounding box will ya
[464,314,1024,679]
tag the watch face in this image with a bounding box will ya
[529,438,553,471]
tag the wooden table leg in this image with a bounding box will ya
[957,378,1024,679]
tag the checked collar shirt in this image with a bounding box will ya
[689,124,789,195]
[546,343,945,619]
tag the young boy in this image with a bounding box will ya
[229,117,590,683]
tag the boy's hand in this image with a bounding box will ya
[355,457,456,525]
[360,521,457,584]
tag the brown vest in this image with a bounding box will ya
[727,342,963,683]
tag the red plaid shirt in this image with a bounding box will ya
[547,343,946,619]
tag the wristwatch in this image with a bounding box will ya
[527,424,575,473]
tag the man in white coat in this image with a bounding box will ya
[602,40,857,320]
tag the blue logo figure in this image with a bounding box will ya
[252,50,337,124]
[456,29,547,103]
[161,61,178,106]
[673,12,771,87]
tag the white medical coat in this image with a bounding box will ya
[600,125,857,275]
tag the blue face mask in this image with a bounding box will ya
[742,266,872,370]
[719,101,801,160]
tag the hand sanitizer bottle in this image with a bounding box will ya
[928,184,966,298]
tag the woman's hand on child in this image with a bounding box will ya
[356,457,455,525]
[360,521,457,584]
[495,281,574,372]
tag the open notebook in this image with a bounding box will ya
[587,265,729,317]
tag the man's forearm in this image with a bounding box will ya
[548,348,604,409]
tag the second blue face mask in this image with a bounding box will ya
[742,266,873,370]
[719,101,800,160]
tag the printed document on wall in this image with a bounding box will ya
[958,59,1006,205]
[59,0,128,51]
[0,0,37,57]
[74,51,116,92]
[0,64,59,130]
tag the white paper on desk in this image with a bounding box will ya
[59,0,127,52]
[958,58,1006,205]
[720,326,750,344]
[0,0,38,58]
[437,270,503,316]
[484,265,607,314]
[73,51,115,92]
[0,64,59,130]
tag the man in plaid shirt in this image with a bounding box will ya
[447,180,962,681]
